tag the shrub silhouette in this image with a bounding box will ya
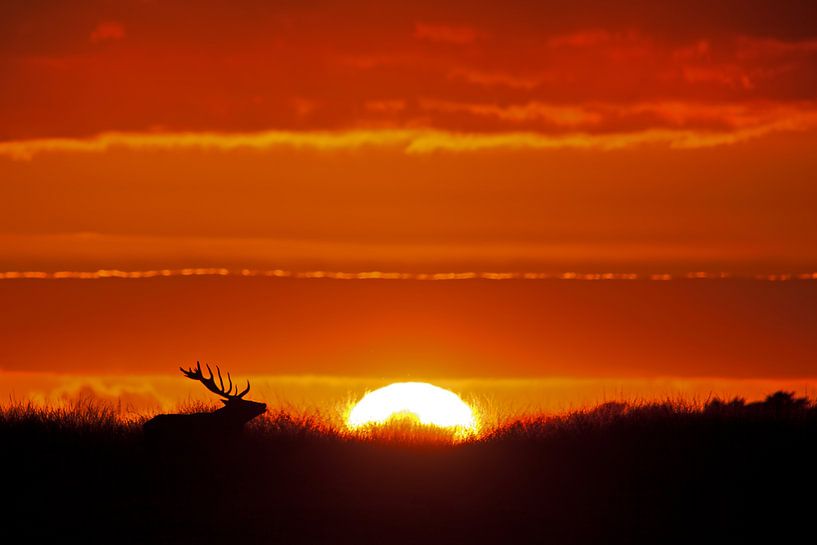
[705,390,812,416]
[753,390,810,411]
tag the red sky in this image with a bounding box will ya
[2,1,817,272]
[3,277,817,378]
[1,1,817,382]
[3,1,817,139]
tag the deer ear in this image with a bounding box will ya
[220,399,228,405]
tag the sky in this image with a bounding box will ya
[1,1,817,389]
[3,0,817,273]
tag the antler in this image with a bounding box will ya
[180,361,251,399]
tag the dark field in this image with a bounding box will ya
[3,393,816,545]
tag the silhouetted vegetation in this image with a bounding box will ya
[2,391,816,544]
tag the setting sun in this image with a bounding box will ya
[347,382,478,436]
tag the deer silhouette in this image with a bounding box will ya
[143,362,266,442]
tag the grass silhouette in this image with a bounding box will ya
[2,392,815,544]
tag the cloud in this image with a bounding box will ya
[1,105,816,162]
[547,29,611,48]
[680,65,754,89]
[89,21,125,44]
[365,100,407,113]
[420,99,604,127]
[5,17,817,141]
[736,36,817,58]
[2,269,815,282]
[4,233,812,279]
[448,68,542,90]
[414,23,478,45]
[420,99,817,135]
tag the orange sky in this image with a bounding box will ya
[2,276,817,378]
[2,1,817,272]
[2,1,817,382]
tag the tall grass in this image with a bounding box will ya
[2,390,814,446]
[0,397,142,436]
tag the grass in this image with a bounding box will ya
[2,391,816,545]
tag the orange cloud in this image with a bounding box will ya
[414,23,478,45]
[736,36,817,58]
[418,99,817,134]
[448,68,542,90]
[89,21,125,44]
[3,269,816,282]
[365,100,407,113]
[420,99,604,127]
[547,29,611,48]
[1,105,816,162]
[681,65,754,89]
[4,14,817,141]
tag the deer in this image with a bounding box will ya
[143,362,267,443]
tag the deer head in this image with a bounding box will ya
[180,361,267,423]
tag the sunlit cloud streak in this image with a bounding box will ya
[1,269,815,281]
[2,109,817,161]
[418,100,817,131]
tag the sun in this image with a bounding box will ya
[346,382,479,437]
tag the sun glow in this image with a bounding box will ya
[346,382,479,437]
